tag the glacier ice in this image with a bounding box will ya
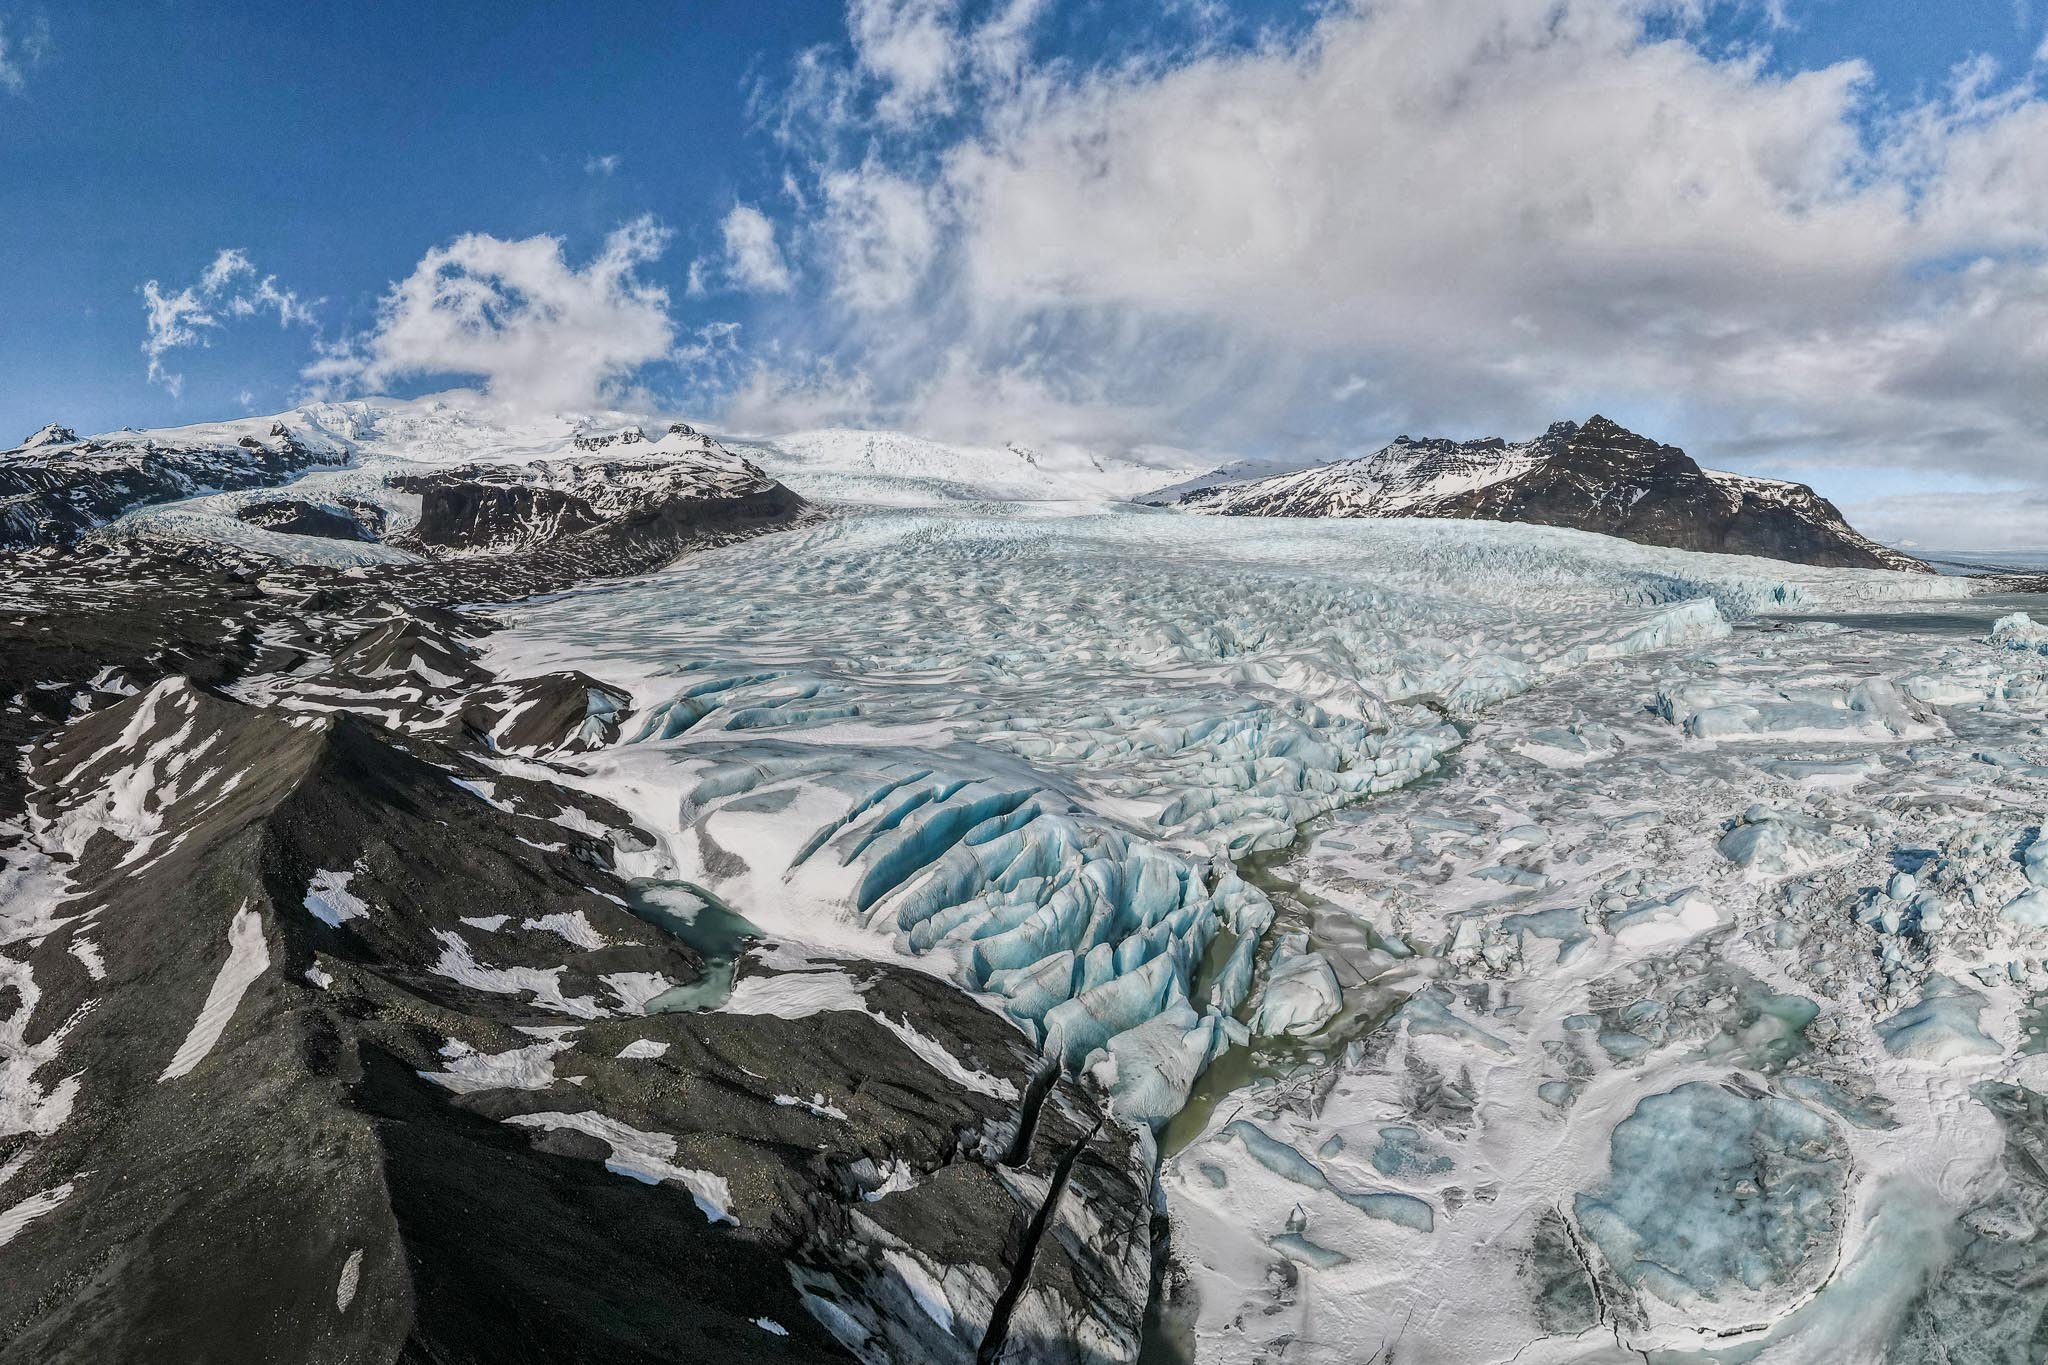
[1573,1081,1849,1336]
[483,508,1912,1129]
[1146,567,2046,1361]
[456,480,2045,1360]
[1249,932,1342,1037]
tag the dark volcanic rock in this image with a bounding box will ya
[1184,415,1927,572]
[237,496,386,542]
[0,678,1150,1362]
[391,452,804,564]
[0,423,346,550]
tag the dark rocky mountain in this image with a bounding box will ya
[237,496,388,541]
[1,421,347,550]
[0,431,1156,1362]
[1180,416,1928,572]
[391,446,798,563]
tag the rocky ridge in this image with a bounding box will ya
[1179,416,1927,573]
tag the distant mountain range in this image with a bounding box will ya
[1174,416,1927,572]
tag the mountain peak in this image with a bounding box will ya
[1184,415,1925,572]
[1575,413,1650,439]
[20,423,77,449]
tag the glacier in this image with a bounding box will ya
[478,501,1892,1123]
[446,434,2048,1362]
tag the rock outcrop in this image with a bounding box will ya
[1182,416,1927,572]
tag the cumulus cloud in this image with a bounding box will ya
[304,217,676,412]
[0,11,50,95]
[720,204,794,293]
[141,248,317,397]
[586,153,621,176]
[737,0,2048,494]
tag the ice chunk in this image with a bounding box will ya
[1655,676,1939,742]
[1717,806,1859,876]
[1876,976,2001,1062]
[1251,933,1342,1037]
[1990,611,2048,652]
[1093,999,1237,1125]
[1605,888,1723,949]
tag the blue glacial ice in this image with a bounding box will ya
[1249,931,1343,1037]
[1575,1081,1849,1333]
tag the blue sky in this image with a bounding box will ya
[3,0,2047,541]
[1,0,1311,434]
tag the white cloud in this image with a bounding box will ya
[304,217,676,412]
[0,12,50,96]
[820,167,939,313]
[966,0,1046,85]
[740,0,2048,487]
[720,204,794,293]
[723,358,880,432]
[586,153,621,176]
[848,0,960,125]
[141,248,316,396]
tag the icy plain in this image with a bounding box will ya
[474,441,2048,1362]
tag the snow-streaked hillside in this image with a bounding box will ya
[27,393,778,565]
[1181,416,1924,573]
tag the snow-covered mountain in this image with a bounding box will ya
[3,394,1217,564]
[2,395,806,570]
[1180,415,1927,572]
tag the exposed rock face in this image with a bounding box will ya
[390,451,802,567]
[237,496,387,542]
[0,423,345,549]
[1182,416,1927,572]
